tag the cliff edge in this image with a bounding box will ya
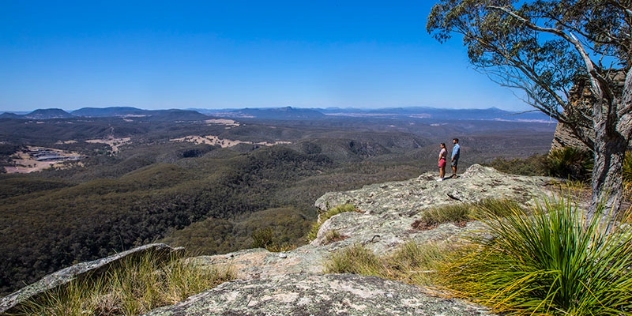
[2,165,558,315]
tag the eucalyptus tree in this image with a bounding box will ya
[427,0,632,217]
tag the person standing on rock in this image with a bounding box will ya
[437,143,447,181]
[450,138,460,178]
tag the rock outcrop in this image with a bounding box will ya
[551,70,626,152]
[2,165,559,315]
[149,165,556,315]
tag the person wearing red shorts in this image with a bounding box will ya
[437,143,447,181]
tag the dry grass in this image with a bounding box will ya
[412,198,526,230]
[324,241,448,287]
[13,252,234,316]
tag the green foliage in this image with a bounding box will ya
[428,0,632,219]
[485,154,547,176]
[0,146,331,294]
[251,227,274,249]
[164,207,311,255]
[307,204,358,241]
[0,176,72,199]
[14,251,234,316]
[438,197,632,315]
[545,147,593,181]
[623,151,632,183]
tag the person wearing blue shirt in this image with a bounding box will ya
[450,138,460,178]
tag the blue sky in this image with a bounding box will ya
[0,1,531,112]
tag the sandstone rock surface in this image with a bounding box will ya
[151,165,556,315]
[143,273,492,316]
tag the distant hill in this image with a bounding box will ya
[2,106,555,122]
[71,107,209,121]
[24,108,74,119]
[319,107,554,122]
[196,107,327,120]
[71,107,147,117]
[198,106,555,122]
[146,109,209,121]
[0,112,22,119]
[1,107,209,121]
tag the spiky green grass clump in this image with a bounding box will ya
[17,252,234,316]
[307,204,358,241]
[439,197,632,315]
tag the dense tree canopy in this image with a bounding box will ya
[428,0,632,216]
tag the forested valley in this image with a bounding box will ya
[0,114,555,295]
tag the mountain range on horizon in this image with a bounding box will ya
[0,106,555,122]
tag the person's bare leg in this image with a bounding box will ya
[451,165,457,177]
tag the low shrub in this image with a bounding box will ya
[250,226,297,252]
[251,227,274,249]
[545,147,593,181]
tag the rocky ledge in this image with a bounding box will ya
[2,165,558,315]
[144,274,491,316]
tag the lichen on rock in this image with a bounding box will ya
[143,274,492,316]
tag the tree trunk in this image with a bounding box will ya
[589,123,627,219]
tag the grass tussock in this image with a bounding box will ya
[307,204,358,241]
[324,242,448,287]
[437,196,632,315]
[322,229,347,244]
[15,252,234,316]
[413,198,526,230]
